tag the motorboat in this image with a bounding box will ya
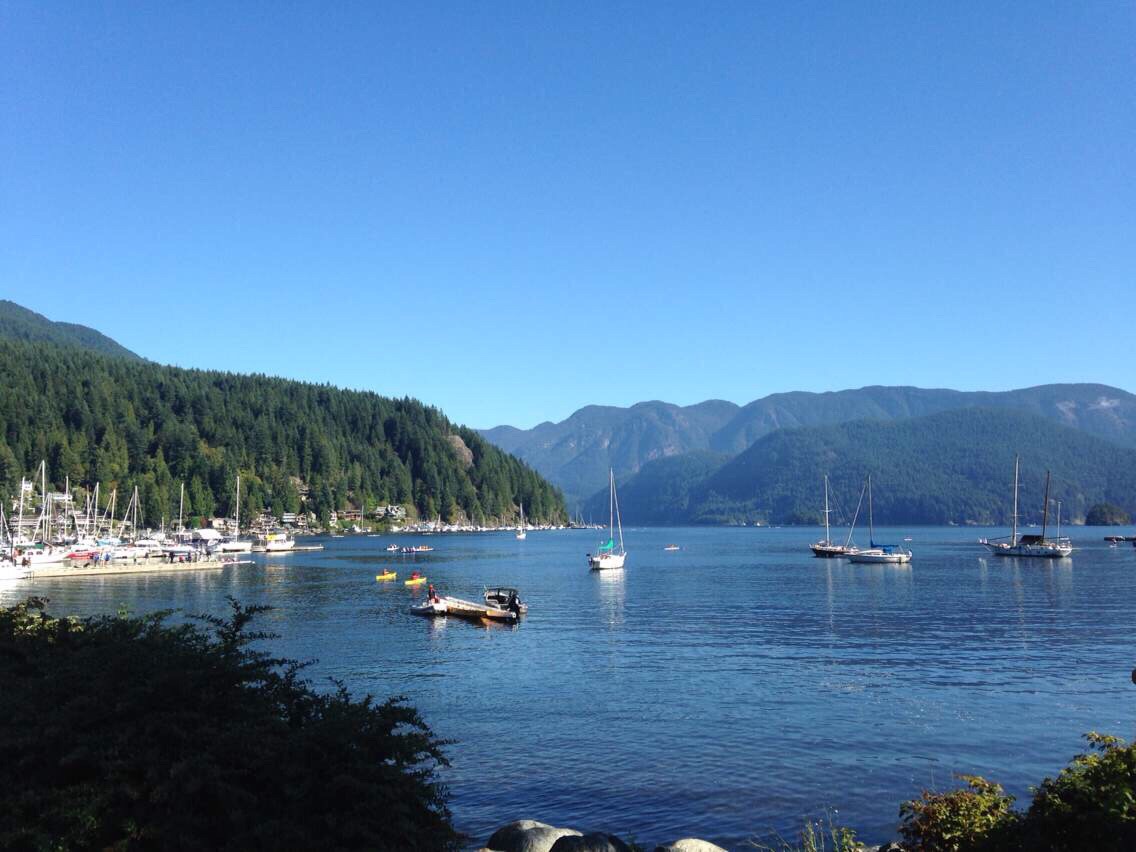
[484,587,527,615]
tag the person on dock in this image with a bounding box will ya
[427,584,439,603]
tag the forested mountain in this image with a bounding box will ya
[484,384,1136,504]
[0,337,565,527]
[481,400,740,506]
[582,451,728,526]
[0,300,141,361]
[603,408,1136,526]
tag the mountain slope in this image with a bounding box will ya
[483,385,1136,504]
[482,399,740,506]
[582,451,729,526]
[0,300,142,360]
[675,408,1136,526]
[0,337,565,526]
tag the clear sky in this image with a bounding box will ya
[2,2,1133,429]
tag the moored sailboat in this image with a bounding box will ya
[587,468,627,570]
[848,475,912,564]
[810,475,858,558]
[980,457,1072,558]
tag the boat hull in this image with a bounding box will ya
[982,542,1072,558]
[589,552,627,570]
[848,549,912,564]
[810,543,856,558]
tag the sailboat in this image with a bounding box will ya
[810,475,858,557]
[848,475,912,564]
[980,457,1072,558]
[515,501,527,540]
[587,469,626,570]
[220,475,253,553]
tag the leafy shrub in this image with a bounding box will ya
[898,775,1017,851]
[0,597,460,851]
[1022,732,1136,850]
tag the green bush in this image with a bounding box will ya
[0,597,460,851]
[1022,732,1136,850]
[898,775,1017,851]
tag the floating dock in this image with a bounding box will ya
[24,557,231,579]
[439,595,518,623]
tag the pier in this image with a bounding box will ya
[25,557,231,579]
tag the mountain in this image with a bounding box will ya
[481,399,740,507]
[0,300,142,360]
[603,408,1136,526]
[484,385,1136,504]
[0,336,566,526]
[582,451,728,526]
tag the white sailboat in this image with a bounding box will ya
[220,475,253,553]
[848,475,912,564]
[515,501,527,540]
[980,457,1072,558]
[587,469,626,570]
[810,474,858,558]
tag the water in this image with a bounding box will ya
[5,526,1136,849]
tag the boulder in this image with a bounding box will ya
[550,833,632,852]
[654,840,728,852]
[487,820,583,852]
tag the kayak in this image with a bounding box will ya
[376,571,397,581]
[404,576,427,586]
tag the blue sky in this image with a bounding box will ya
[2,2,1133,429]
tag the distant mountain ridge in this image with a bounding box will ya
[587,408,1136,526]
[483,384,1136,506]
[0,300,142,360]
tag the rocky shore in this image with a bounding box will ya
[472,819,729,852]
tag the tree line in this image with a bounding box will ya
[0,338,566,527]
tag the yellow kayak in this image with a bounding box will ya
[376,571,397,581]
[404,576,427,586]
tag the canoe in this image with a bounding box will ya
[404,576,428,586]
[375,572,397,581]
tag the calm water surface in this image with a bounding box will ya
[5,526,1136,848]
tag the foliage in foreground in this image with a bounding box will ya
[0,597,460,851]
[897,733,1136,851]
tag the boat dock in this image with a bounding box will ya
[439,595,518,623]
[24,557,231,579]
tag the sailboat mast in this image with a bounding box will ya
[867,474,874,546]
[1011,455,1019,547]
[844,480,865,548]
[235,474,240,535]
[178,482,184,534]
[1040,471,1051,540]
[823,475,831,544]
[609,468,614,539]
[614,476,624,553]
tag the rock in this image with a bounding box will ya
[487,820,583,852]
[654,840,728,852]
[550,833,632,852]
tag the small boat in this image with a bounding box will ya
[404,572,428,586]
[663,544,680,551]
[847,476,912,564]
[410,599,448,617]
[484,586,527,615]
[376,571,397,581]
[979,457,1072,558]
[810,475,859,558]
[516,501,527,540]
[385,544,400,552]
[588,469,627,570]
